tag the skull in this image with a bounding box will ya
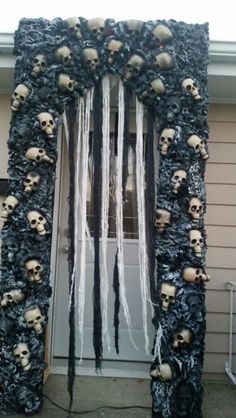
[150,363,173,381]
[4,236,18,263]
[155,209,171,233]
[24,306,45,334]
[126,19,143,34]
[0,195,19,222]
[188,197,203,222]
[55,46,74,66]
[159,128,175,155]
[144,79,165,99]
[31,54,47,77]
[172,327,193,348]
[182,78,201,100]
[183,267,210,284]
[23,172,41,193]
[165,96,181,121]
[65,16,82,39]
[1,290,25,307]
[154,52,172,69]
[187,135,209,160]
[171,170,187,194]
[37,112,55,138]
[124,54,144,80]
[58,74,76,93]
[190,230,203,257]
[152,24,173,43]
[11,84,30,112]
[107,39,123,64]
[25,260,43,284]
[83,48,100,72]
[13,343,31,371]
[25,147,53,164]
[87,17,105,40]
[160,283,176,311]
[27,211,47,235]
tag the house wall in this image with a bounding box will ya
[0,94,235,378]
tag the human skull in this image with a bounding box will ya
[37,112,55,138]
[24,307,45,334]
[187,135,209,160]
[58,74,76,93]
[165,96,181,121]
[0,195,19,222]
[155,209,171,233]
[23,172,41,193]
[83,48,100,72]
[11,84,30,111]
[31,54,47,77]
[182,78,201,100]
[188,197,203,222]
[159,128,175,155]
[55,46,74,66]
[25,147,53,164]
[87,17,105,40]
[152,24,173,43]
[1,290,25,307]
[154,52,172,69]
[160,283,176,311]
[13,343,31,371]
[190,230,203,257]
[172,327,193,348]
[126,19,143,34]
[183,267,210,284]
[107,39,123,64]
[150,363,173,381]
[124,54,144,80]
[65,16,82,39]
[27,211,47,235]
[171,170,187,194]
[144,79,165,99]
[25,260,43,284]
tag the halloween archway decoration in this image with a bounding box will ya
[0,16,209,417]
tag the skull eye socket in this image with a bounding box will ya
[186,84,192,91]
[160,293,166,300]
[33,182,38,187]
[68,82,73,88]
[191,239,197,244]
[15,354,20,359]
[20,95,25,102]
[193,82,197,87]
[13,92,18,97]
[169,296,175,302]
[41,121,47,127]
[38,216,44,222]
[132,68,139,76]
[36,156,41,161]
[177,335,184,341]
[7,294,13,300]
[167,137,172,143]
[94,59,99,64]
[174,175,179,180]
[64,56,69,63]
[199,238,203,243]
[36,315,42,321]
[35,266,41,271]
[75,24,81,29]
[38,149,44,154]
[49,120,54,126]
[195,144,200,150]
[28,269,34,275]
[182,177,186,183]
[33,58,39,64]
[27,320,34,325]
[41,61,46,68]
[160,136,165,143]
[25,178,31,184]
[149,88,156,97]
[2,202,6,208]
[8,205,13,211]
[92,29,98,34]
[22,350,28,355]
[86,59,91,65]
[31,219,37,225]
[195,269,200,274]
[126,63,132,69]
[191,205,197,212]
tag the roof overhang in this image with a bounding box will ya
[0,33,236,103]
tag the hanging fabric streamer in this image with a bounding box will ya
[101,76,111,351]
[136,98,149,354]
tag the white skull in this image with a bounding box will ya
[13,343,31,371]
[154,52,172,69]
[182,78,201,100]
[55,46,74,66]
[188,197,203,222]
[58,74,76,93]
[65,16,82,39]
[1,289,25,307]
[124,54,144,80]
[190,230,203,257]
[23,172,41,193]
[31,54,47,77]
[171,169,187,194]
[126,19,143,33]
[87,17,105,40]
[155,209,171,233]
[24,307,45,334]
[11,84,30,111]
[145,79,166,99]
[27,211,47,235]
[83,48,100,72]
[152,24,173,42]
[159,128,175,155]
[0,195,19,222]
[183,267,210,284]
[25,147,53,164]
[37,112,55,138]
[150,363,173,381]
[187,135,208,160]
[25,260,43,284]
[172,328,193,348]
[107,39,123,64]
[160,283,176,311]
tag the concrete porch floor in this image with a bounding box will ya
[14,375,236,418]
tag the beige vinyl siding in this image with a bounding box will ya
[204,103,236,376]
